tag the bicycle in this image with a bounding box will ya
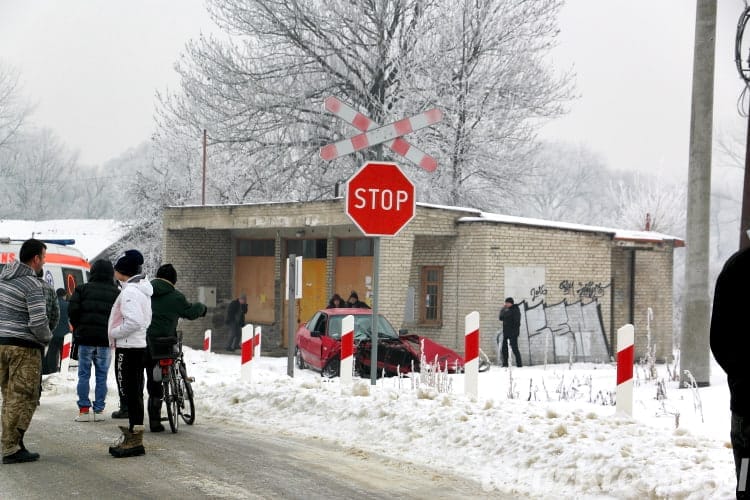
[156,332,196,433]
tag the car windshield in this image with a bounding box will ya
[327,314,398,341]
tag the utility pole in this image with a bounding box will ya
[738,6,750,249]
[681,0,716,387]
[202,129,207,206]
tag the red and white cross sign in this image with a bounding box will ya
[320,96,442,172]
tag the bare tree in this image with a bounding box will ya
[0,129,77,219]
[603,172,687,236]
[0,63,32,157]
[512,142,608,223]
[153,0,571,209]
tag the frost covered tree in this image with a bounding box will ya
[0,63,31,154]
[0,128,77,219]
[153,0,571,210]
[603,172,686,236]
[512,142,608,224]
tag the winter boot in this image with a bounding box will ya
[111,401,129,419]
[5,429,40,463]
[148,397,165,433]
[109,425,145,458]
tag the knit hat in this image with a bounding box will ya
[114,249,144,277]
[504,297,514,304]
[156,263,177,284]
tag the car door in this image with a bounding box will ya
[299,312,327,370]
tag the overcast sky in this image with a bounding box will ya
[0,0,746,178]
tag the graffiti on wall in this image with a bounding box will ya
[558,280,610,300]
[513,298,610,365]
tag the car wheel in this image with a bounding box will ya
[321,359,340,378]
[295,347,306,370]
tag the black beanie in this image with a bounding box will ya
[114,249,144,277]
[505,297,514,304]
[156,263,177,284]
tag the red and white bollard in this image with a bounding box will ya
[253,325,262,360]
[240,324,254,382]
[340,315,354,385]
[464,311,480,398]
[616,324,634,416]
[203,329,212,352]
[60,332,73,376]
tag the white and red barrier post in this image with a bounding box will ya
[616,324,634,416]
[464,311,480,398]
[253,325,262,360]
[60,332,73,376]
[203,329,212,352]
[240,324,254,382]
[340,315,354,385]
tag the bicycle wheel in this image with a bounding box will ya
[165,369,179,433]
[178,361,195,425]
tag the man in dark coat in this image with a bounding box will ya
[346,291,370,309]
[225,293,247,351]
[68,259,120,421]
[145,264,207,432]
[499,297,522,368]
[710,246,750,498]
[43,288,69,374]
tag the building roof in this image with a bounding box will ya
[0,219,131,261]
[453,210,685,247]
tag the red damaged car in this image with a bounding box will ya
[294,308,478,378]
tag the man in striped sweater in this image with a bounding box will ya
[0,239,52,464]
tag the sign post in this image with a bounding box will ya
[321,96,441,385]
[345,162,415,384]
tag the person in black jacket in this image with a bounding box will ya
[499,297,522,368]
[42,288,69,374]
[225,294,247,351]
[346,291,370,309]
[68,259,120,422]
[710,246,750,498]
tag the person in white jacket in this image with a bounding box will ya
[106,250,153,458]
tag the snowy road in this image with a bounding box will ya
[1,392,500,499]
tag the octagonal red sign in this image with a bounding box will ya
[345,162,415,237]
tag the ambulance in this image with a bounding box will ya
[0,238,90,295]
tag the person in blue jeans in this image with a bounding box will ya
[68,259,120,421]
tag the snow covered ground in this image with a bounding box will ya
[43,348,736,499]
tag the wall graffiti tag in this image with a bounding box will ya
[559,280,611,300]
[529,284,547,302]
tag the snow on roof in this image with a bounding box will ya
[459,211,685,246]
[0,219,130,261]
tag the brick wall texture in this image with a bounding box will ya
[162,201,676,363]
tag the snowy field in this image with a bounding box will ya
[42,348,736,499]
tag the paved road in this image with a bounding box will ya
[0,395,500,499]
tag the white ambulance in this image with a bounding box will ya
[0,238,90,295]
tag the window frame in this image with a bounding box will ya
[420,266,443,326]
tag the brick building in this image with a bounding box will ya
[162,200,683,365]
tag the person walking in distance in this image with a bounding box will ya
[710,245,750,499]
[107,250,152,458]
[0,239,52,464]
[225,293,247,352]
[145,264,207,432]
[43,288,69,374]
[68,260,120,422]
[499,297,522,368]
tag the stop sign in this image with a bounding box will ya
[346,162,415,237]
